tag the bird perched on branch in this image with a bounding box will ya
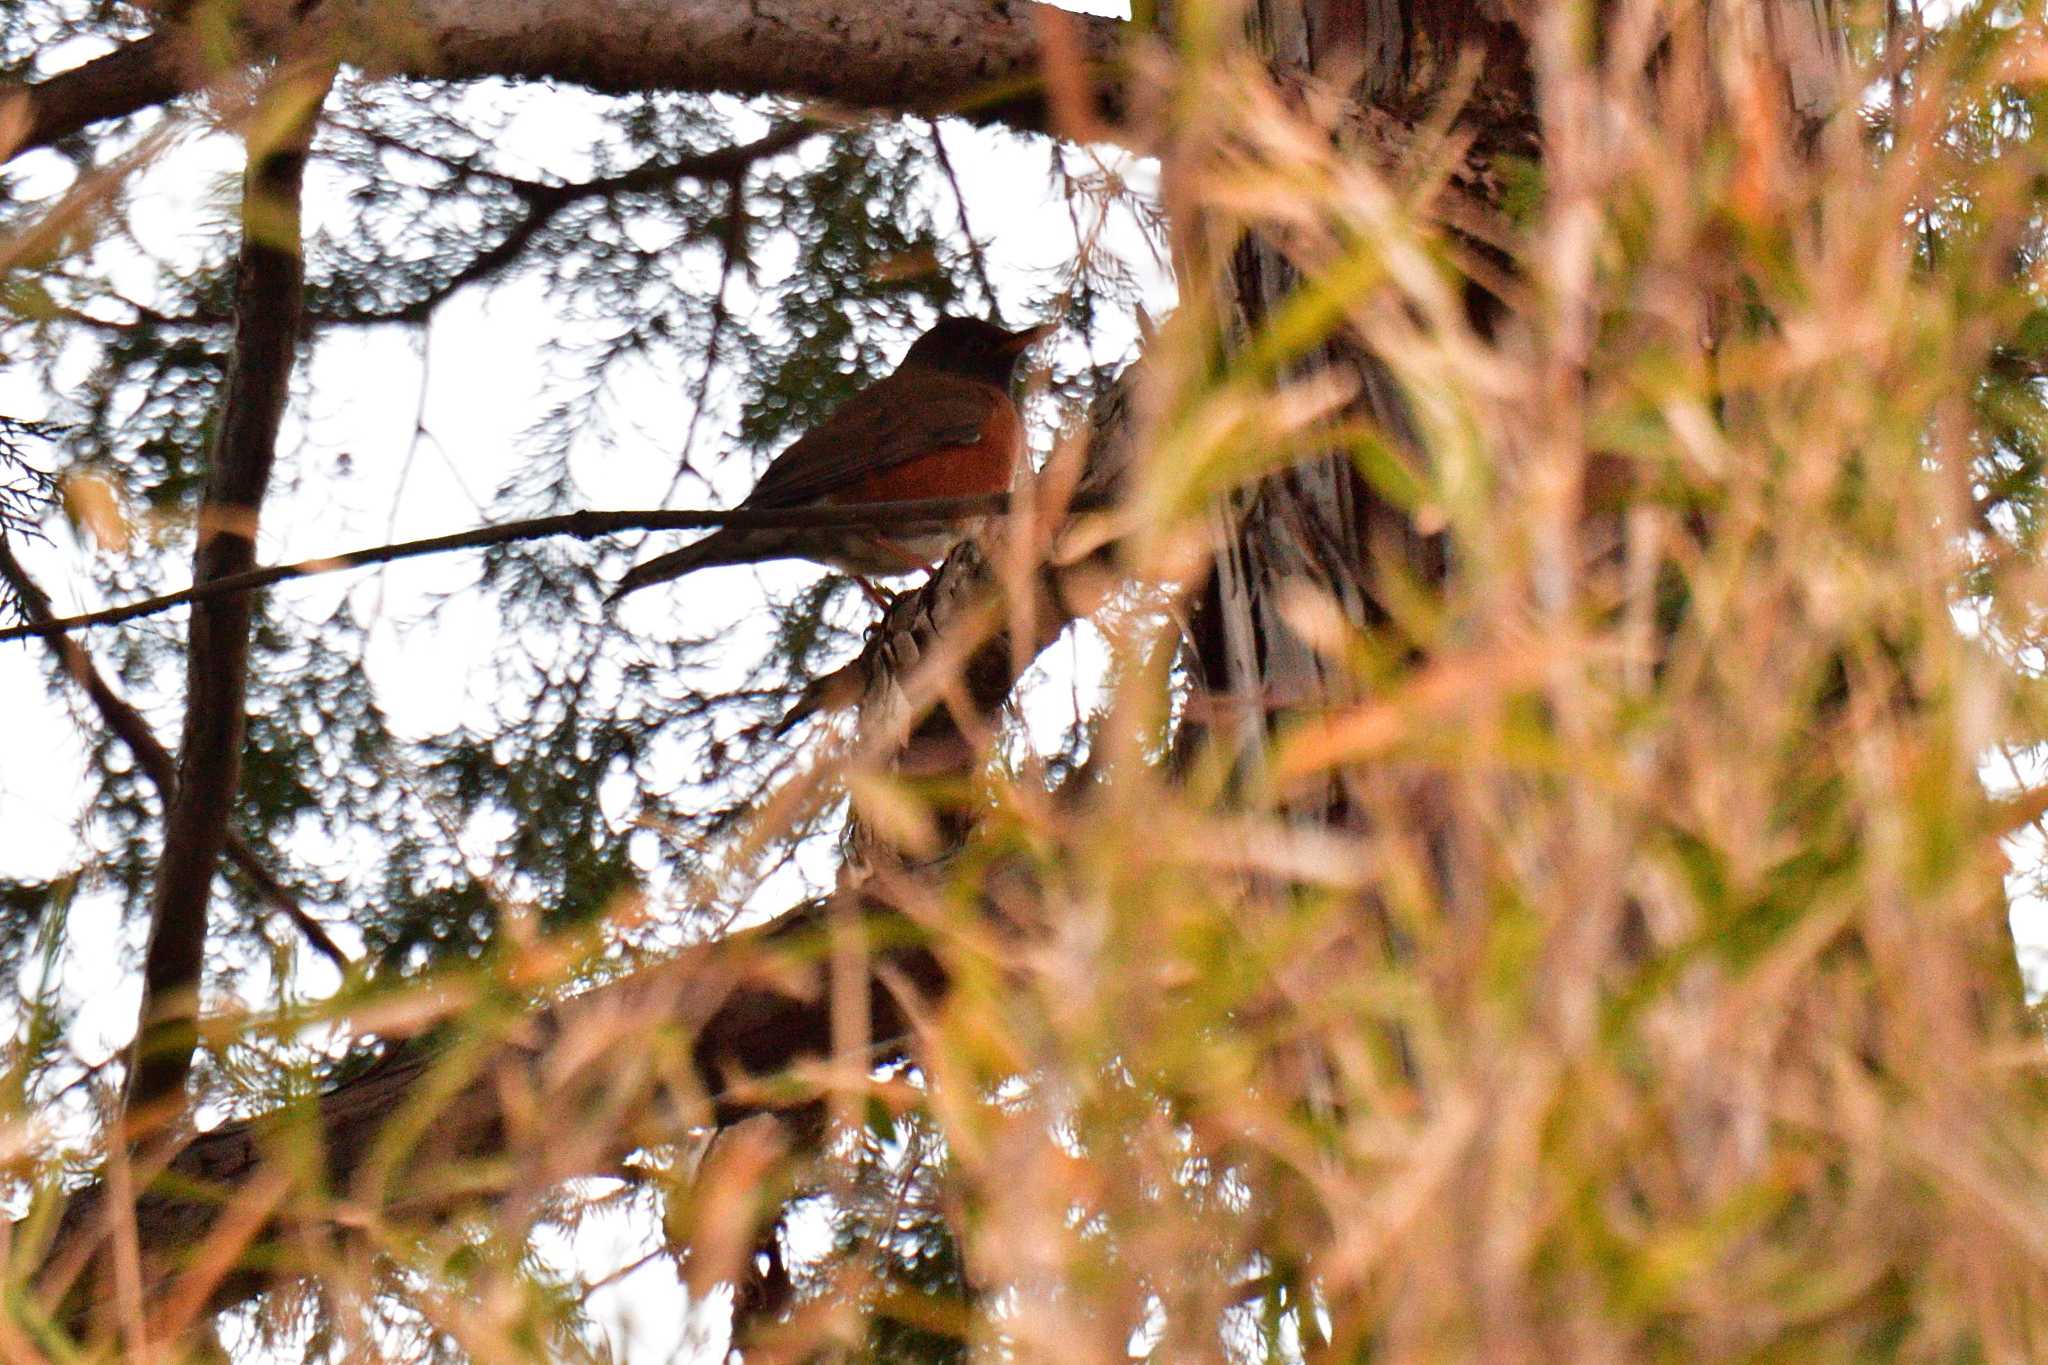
[610,316,1054,603]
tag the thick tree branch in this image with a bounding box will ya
[0,35,182,162]
[32,362,1142,1334]
[364,0,1127,130]
[0,0,1124,169]
[0,538,349,970]
[125,69,333,1130]
[39,901,948,1332]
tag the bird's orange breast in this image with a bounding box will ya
[838,388,1021,503]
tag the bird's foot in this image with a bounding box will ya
[853,576,897,611]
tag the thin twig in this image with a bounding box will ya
[926,117,1002,319]
[657,176,749,506]
[0,491,1117,643]
[372,121,807,326]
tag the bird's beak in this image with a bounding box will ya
[1000,322,1057,353]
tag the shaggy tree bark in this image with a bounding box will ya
[1162,2,1846,1347]
[1184,0,1840,839]
[1183,0,1531,784]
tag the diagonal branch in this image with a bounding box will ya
[926,117,1002,317]
[0,35,182,163]
[0,538,350,969]
[124,67,334,1132]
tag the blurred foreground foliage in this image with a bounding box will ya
[4,0,2048,1360]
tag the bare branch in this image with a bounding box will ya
[926,117,1002,317]
[380,0,1125,132]
[0,491,1116,643]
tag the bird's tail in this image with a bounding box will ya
[608,527,762,603]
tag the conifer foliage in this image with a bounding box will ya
[3,0,2048,1360]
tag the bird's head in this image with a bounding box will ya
[899,316,1055,385]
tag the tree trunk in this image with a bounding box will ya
[1167,1,1851,1353]
[1185,0,1527,782]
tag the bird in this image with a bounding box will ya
[610,316,1054,603]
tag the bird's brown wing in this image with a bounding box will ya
[740,371,1002,508]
